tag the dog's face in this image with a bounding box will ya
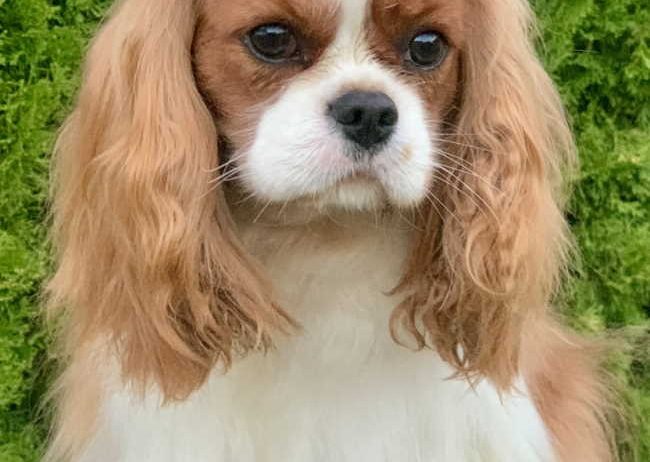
[194,0,463,211]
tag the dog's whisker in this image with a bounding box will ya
[433,167,500,224]
[252,198,274,224]
[424,190,464,227]
[436,151,503,194]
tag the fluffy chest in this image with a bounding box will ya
[83,220,555,462]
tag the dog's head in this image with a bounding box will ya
[49,0,574,398]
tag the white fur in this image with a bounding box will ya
[242,0,435,210]
[77,216,555,462]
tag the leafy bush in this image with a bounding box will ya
[1,1,111,459]
[0,0,648,460]
[534,1,650,457]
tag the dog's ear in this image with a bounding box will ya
[48,0,292,399]
[393,0,575,390]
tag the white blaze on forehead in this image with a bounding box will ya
[329,0,371,57]
[338,0,370,42]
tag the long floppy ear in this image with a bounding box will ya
[48,0,292,399]
[393,0,575,390]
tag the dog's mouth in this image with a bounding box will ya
[221,133,433,213]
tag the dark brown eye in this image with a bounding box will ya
[407,31,448,69]
[245,24,299,63]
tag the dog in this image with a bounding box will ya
[46,0,613,460]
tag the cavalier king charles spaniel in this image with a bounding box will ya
[46,0,614,461]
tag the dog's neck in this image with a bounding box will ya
[228,191,415,334]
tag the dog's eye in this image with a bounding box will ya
[246,24,299,63]
[407,31,448,69]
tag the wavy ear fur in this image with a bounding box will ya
[47,0,292,400]
[393,0,575,390]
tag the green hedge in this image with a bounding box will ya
[0,0,648,460]
[534,1,650,457]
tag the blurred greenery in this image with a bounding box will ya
[0,0,648,460]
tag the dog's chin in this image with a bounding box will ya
[226,174,416,227]
[312,175,390,212]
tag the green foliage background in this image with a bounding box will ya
[0,0,648,460]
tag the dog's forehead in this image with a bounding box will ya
[307,0,459,23]
[338,0,368,38]
[288,0,465,46]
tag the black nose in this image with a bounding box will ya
[328,91,398,151]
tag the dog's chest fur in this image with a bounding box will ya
[81,216,555,462]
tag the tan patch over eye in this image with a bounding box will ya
[366,0,464,115]
[193,0,340,138]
